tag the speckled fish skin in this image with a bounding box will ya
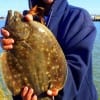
[0,54,13,100]
[1,10,67,100]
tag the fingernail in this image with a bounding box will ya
[25,14,33,21]
[6,31,10,36]
[47,90,52,95]
[24,86,28,91]
[10,45,13,49]
[32,95,37,100]
[30,88,33,93]
[11,39,14,43]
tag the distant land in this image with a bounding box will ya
[91,15,100,21]
[0,16,5,20]
[0,15,100,21]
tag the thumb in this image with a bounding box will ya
[24,14,33,21]
[47,88,59,96]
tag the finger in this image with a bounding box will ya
[21,86,29,97]
[3,45,13,50]
[2,38,14,45]
[26,88,34,100]
[24,14,33,21]
[47,88,58,96]
[32,95,37,100]
[1,29,10,37]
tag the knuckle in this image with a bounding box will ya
[1,29,9,37]
[3,45,13,50]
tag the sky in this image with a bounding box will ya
[68,0,100,15]
[0,0,100,17]
[0,0,29,17]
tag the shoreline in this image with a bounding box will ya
[0,18,6,21]
[0,17,5,19]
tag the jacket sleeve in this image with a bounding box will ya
[56,8,96,99]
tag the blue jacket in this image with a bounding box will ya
[12,0,98,100]
[28,0,98,100]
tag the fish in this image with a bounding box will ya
[0,10,67,100]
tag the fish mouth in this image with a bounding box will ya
[5,10,23,26]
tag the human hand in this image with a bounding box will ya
[1,29,14,50]
[0,14,33,50]
[21,86,59,100]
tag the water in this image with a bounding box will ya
[0,20,100,98]
[0,19,5,29]
[0,20,5,52]
[93,21,100,98]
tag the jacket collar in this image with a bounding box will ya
[28,0,68,30]
[28,0,68,16]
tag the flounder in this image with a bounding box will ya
[0,10,67,100]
